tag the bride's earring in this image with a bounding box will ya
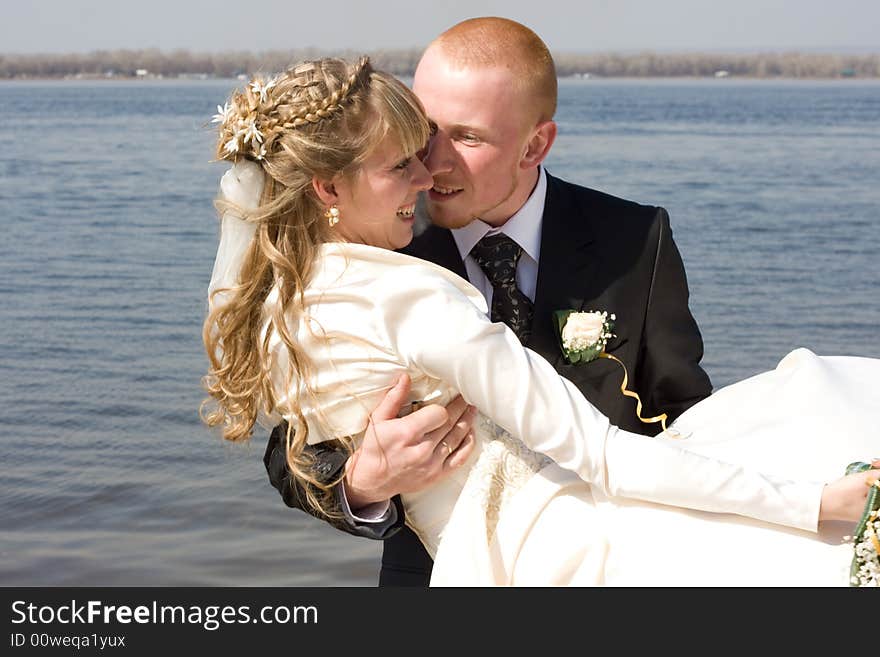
[325,205,340,227]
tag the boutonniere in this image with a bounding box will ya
[553,308,674,434]
[553,310,615,365]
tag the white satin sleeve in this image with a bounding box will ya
[375,269,823,532]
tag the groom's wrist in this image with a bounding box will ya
[344,455,394,512]
[340,478,392,522]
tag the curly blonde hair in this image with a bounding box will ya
[201,57,431,517]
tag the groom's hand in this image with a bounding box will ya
[344,373,477,511]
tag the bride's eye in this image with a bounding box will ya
[394,157,413,170]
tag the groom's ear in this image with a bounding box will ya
[312,177,339,206]
[520,120,557,169]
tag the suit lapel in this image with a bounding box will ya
[528,174,603,364]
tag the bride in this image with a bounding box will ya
[201,57,880,586]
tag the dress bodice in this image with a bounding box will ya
[260,242,555,555]
[261,242,488,443]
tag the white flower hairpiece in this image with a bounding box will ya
[219,116,265,157]
[213,60,367,163]
[241,118,264,145]
[250,78,277,103]
[223,135,241,155]
[211,102,233,125]
[211,74,274,159]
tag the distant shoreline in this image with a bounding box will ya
[4,74,879,83]
[2,49,878,80]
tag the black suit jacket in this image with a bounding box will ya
[263,173,713,586]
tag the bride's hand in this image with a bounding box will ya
[818,459,880,523]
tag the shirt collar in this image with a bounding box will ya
[451,166,547,262]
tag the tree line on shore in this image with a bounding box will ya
[1,48,878,79]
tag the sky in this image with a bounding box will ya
[1,0,878,54]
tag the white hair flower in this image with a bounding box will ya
[223,135,241,155]
[241,117,264,145]
[214,75,279,160]
[211,102,232,125]
[250,78,277,103]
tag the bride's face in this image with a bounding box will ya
[331,136,433,250]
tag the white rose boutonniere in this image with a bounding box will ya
[553,310,615,365]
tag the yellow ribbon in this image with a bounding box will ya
[599,352,669,433]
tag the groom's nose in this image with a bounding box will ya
[422,131,455,177]
[410,158,433,192]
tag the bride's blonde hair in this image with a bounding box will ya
[201,57,431,517]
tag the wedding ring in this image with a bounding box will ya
[439,440,452,457]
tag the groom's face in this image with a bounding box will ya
[413,49,539,229]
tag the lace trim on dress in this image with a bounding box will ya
[469,415,553,543]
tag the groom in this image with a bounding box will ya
[264,17,713,586]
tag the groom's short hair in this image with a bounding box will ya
[429,16,557,123]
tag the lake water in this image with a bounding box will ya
[1,77,878,586]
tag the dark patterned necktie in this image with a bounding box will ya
[470,233,534,344]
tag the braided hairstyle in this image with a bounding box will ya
[202,57,431,518]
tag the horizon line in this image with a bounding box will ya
[2,45,879,57]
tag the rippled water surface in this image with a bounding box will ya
[1,78,878,585]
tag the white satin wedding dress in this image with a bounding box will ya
[254,241,878,587]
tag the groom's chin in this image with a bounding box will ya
[424,204,473,230]
[415,192,473,231]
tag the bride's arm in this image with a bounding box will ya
[377,269,826,532]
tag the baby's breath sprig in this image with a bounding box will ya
[846,461,880,587]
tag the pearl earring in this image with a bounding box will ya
[325,205,340,227]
